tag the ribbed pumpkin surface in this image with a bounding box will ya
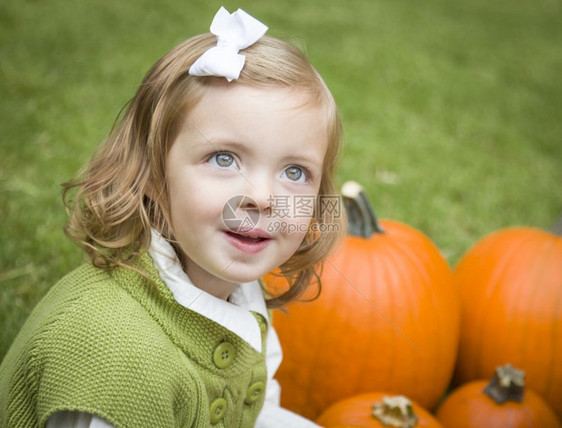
[267,219,460,419]
[317,392,443,427]
[436,379,561,428]
[453,227,562,419]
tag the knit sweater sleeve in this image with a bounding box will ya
[0,262,202,428]
[33,284,200,427]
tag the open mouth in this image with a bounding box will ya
[226,231,268,243]
[224,230,271,254]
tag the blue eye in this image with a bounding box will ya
[208,152,238,169]
[283,166,307,183]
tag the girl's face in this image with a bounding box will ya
[166,83,329,299]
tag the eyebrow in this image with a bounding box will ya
[184,133,247,154]
[203,139,252,154]
[283,154,323,167]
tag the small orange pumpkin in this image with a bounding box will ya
[316,393,443,428]
[437,364,562,428]
[266,182,460,419]
[453,221,562,418]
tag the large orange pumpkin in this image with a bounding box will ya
[437,364,562,428]
[453,222,562,418]
[316,392,443,427]
[266,182,460,419]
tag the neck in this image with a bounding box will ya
[185,261,239,301]
[170,240,240,300]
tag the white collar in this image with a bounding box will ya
[147,229,268,353]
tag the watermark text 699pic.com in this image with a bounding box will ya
[221,194,343,235]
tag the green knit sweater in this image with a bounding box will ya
[0,253,268,427]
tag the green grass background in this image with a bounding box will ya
[1,0,560,362]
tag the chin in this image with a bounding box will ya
[226,274,263,284]
[223,268,271,284]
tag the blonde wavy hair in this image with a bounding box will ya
[63,34,345,308]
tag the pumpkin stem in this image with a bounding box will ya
[372,395,418,428]
[551,215,562,236]
[483,364,525,404]
[341,181,384,238]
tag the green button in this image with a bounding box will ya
[245,381,265,404]
[213,342,235,369]
[209,397,227,424]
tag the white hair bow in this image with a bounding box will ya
[188,7,268,82]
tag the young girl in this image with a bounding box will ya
[0,7,344,427]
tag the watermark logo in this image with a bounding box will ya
[221,194,343,234]
[265,195,342,220]
[221,195,260,233]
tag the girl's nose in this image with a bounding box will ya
[242,179,274,214]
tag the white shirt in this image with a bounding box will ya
[47,231,319,427]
